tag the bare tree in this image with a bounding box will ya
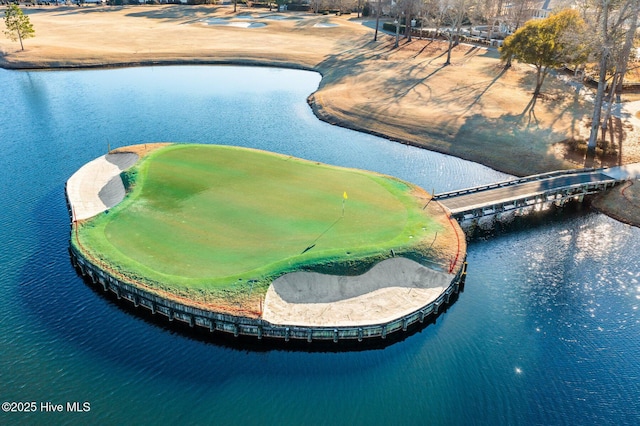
[585,0,638,154]
[438,0,471,65]
[413,0,438,39]
[373,0,381,41]
[503,0,535,32]
[473,0,504,40]
[599,0,640,144]
[398,0,422,41]
[501,0,536,67]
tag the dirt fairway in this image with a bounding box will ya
[3,4,639,222]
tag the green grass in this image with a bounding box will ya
[75,144,443,293]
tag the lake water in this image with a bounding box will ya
[0,66,638,425]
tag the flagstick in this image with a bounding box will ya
[342,191,348,218]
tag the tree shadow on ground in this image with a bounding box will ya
[31,4,221,19]
[453,112,574,176]
[125,5,224,20]
[519,95,539,125]
[554,115,634,169]
[519,70,591,121]
[313,36,401,88]
[463,66,507,112]
[320,39,487,110]
[313,38,595,177]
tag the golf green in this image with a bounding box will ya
[74,144,447,298]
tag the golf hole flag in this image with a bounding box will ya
[342,191,348,217]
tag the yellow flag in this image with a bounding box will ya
[343,191,348,200]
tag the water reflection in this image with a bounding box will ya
[1,66,639,425]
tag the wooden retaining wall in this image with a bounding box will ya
[68,244,467,344]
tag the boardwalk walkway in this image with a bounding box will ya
[435,163,640,221]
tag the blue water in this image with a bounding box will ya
[0,66,638,425]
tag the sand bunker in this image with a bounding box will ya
[313,22,339,28]
[262,257,453,327]
[260,14,303,20]
[204,18,267,28]
[67,152,138,221]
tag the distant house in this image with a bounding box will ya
[499,0,573,33]
[369,0,394,17]
[530,0,567,19]
[530,0,553,19]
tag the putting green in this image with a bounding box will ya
[74,144,445,296]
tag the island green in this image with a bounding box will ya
[74,144,445,300]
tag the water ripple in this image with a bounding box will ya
[1,66,639,425]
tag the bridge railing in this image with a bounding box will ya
[447,178,620,217]
[433,168,602,200]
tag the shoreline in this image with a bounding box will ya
[3,5,638,226]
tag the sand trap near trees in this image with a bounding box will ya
[204,18,267,28]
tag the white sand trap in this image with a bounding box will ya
[262,257,453,327]
[313,22,339,28]
[67,152,138,221]
[205,18,266,28]
[259,14,303,21]
[229,22,266,28]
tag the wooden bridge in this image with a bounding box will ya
[434,164,640,222]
